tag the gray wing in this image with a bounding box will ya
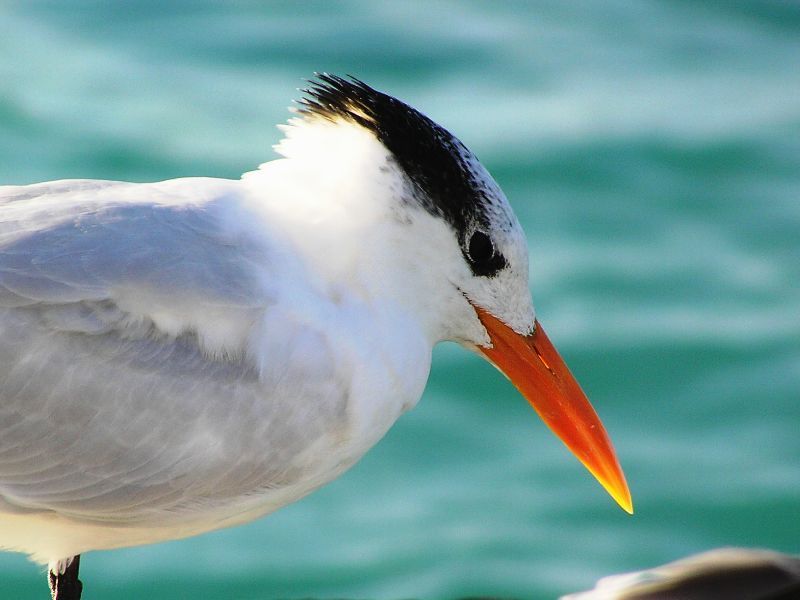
[0,180,347,525]
[0,178,267,309]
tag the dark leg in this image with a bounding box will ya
[48,555,83,600]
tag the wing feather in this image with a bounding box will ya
[0,179,351,526]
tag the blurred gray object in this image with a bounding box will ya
[563,548,800,600]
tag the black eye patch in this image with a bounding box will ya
[466,230,507,277]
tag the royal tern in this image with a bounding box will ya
[0,75,631,598]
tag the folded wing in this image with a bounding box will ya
[0,179,347,526]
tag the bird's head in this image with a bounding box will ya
[266,75,632,513]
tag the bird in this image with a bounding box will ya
[0,74,632,599]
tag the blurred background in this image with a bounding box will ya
[1,1,798,598]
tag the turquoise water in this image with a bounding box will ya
[1,1,799,598]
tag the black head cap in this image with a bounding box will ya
[298,74,509,277]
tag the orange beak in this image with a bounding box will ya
[473,306,633,514]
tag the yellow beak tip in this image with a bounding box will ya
[611,489,634,515]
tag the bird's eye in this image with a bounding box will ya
[468,230,494,264]
[466,230,507,277]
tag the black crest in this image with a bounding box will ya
[298,74,507,277]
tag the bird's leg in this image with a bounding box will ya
[48,555,83,600]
